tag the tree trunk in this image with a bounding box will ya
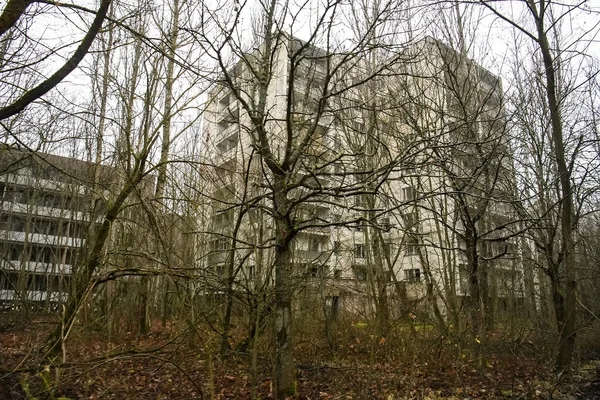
[465,226,484,364]
[366,215,389,337]
[154,0,179,201]
[273,179,296,399]
[530,0,577,372]
[45,176,141,359]
[0,0,34,36]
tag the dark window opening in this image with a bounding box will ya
[354,266,367,281]
[404,268,421,283]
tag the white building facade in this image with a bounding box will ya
[0,149,102,310]
[201,34,526,322]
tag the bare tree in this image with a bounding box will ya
[480,0,600,372]
[42,0,207,357]
[384,33,524,366]
[194,0,416,396]
[0,0,112,120]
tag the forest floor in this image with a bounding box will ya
[0,314,598,399]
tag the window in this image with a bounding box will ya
[309,265,328,278]
[314,57,327,71]
[404,269,421,283]
[354,244,366,259]
[60,275,72,290]
[40,193,65,208]
[215,159,237,181]
[382,242,392,257]
[68,221,88,239]
[379,195,390,209]
[30,246,55,264]
[334,269,342,279]
[0,272,18,290]
[213,210,233,227]
[61,248,76,265]
[9,245,21,261]
[0,215,10,231]
[492,241,516,257]
[2,216,25,232]
[491,241,505,256]
[216,132,239,154]
[506,242,516,255]
[379,217,393,231]
[354,266,367,281]
[402,212,418,230]
[219,91,231,107]
[47,275,60,291]
[350,120,366,133]
[354,194,369,208]
[325,296,340,319]
[247,265,255,279]
[404,236,419,256]
[212,238,228,251]
[403,167,417,178]
[459,264,469,293]
[308,238,321,252]
[29,274,47,292]
[5,187,27,204]
[496,268,516,295]
[402,186,417,201]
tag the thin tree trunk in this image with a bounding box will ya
[273,179,296,399]
[151,0,180,334]
[95,6,113,174]
[529,0,577,372]
[154,0,180,201]
[138,275,150,334]
[45,178,141,357]
[465,224,484,365]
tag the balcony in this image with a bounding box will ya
[0,201,89,222]
[295,249,330,264]
[216,131,239,153]
[1,259,72,274]
[0,174,87,196]
[300,225,331,236]
[477,67,500,89]
[218,91,233,111]
[217,105,240,124]
[0,289,68,303]
[208,252,228,265]
[0,230,84,248]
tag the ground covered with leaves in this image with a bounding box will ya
[0,314,597,399]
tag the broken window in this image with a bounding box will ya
[404,268,421,283]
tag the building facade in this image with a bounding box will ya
[0,148,118,311]
[201,34,525,321]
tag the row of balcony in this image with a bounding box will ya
[1,259,73,274]
[1,201,89,222]
[0,230,84,248]
[0,289,68,302]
